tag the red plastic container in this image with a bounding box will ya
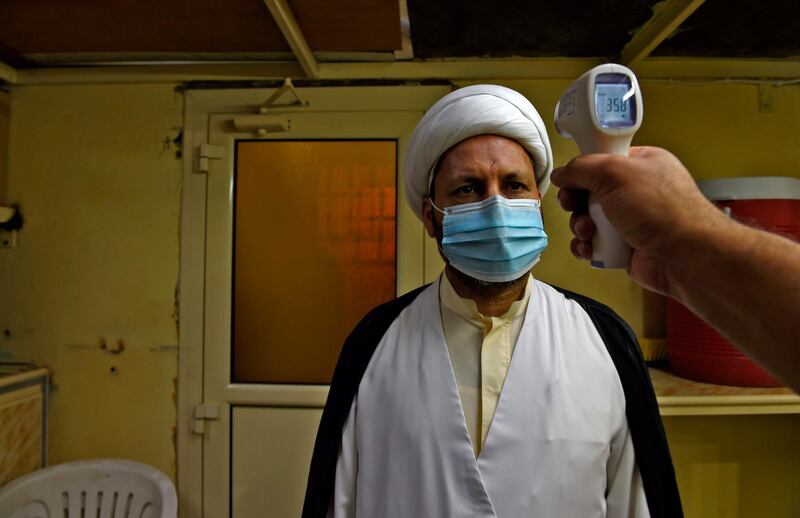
[666,177,800,387]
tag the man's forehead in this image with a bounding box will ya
[438,134,535,173]
[446,133,525,152]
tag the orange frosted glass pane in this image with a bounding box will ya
[233,140,397,384]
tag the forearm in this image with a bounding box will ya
[665,215,800,392]
[551,148,800,390]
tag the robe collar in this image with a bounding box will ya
[439,271,533,330]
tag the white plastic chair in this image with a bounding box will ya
[0,459,177,518]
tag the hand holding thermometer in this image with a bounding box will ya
[554,64,643,269]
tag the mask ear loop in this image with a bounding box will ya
[424,196,447,256]
[424,160,449,260]
[428,199,446,215]
[426,157,447,216]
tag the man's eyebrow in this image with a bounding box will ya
[442,172,483,183]
[501,171,535,182]
[441,169,535,183]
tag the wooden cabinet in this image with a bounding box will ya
[0,367,48,486]
[651,368,800,517]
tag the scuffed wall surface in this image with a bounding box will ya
[0,84,182,479]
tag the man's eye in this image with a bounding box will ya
[456,185,474,194]
[508,182,524,191]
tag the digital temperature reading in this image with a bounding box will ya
[595,74,636,128]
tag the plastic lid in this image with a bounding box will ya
[698,176,800,201]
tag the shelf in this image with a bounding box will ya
[650,368,800,416]
[0,367,49,392]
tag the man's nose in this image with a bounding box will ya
[483,180,502,199]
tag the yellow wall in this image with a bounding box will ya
[664,414,800,517]
[0,84,182,479]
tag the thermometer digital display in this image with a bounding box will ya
[554,64,643,269]
[595,74,636,128]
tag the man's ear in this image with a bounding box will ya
[422,199,437,238]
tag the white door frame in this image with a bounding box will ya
[177,85,451,518]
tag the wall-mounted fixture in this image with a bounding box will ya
[233,114,291,136]
[232,78,307,136]
[0,204,20,248]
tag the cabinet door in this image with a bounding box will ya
[0,384,43,485]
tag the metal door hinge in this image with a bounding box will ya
[195,144,223,174]
[191,402,220,435]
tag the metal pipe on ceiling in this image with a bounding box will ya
[620,0,706,67]
[8,58,800,86]
[0,61,17,84]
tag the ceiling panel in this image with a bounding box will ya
[0,0,288,54]
[652,0,800,58]
[0,0,401,58]
[407,0,660,58]
[293,0,401,53]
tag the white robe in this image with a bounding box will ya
[327,279,650,517]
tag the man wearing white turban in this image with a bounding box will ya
[303,86,682,518]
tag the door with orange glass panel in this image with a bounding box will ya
[232,140,397,385]
[200,87,449,518]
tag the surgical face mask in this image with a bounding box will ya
[430,194,548,283]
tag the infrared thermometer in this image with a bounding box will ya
[554,64,643,269]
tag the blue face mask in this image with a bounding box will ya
[431,194,548,283]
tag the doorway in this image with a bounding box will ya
[178,85,449,517]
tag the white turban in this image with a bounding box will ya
[403,84,553,221]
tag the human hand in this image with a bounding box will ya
[550,146,726,295]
